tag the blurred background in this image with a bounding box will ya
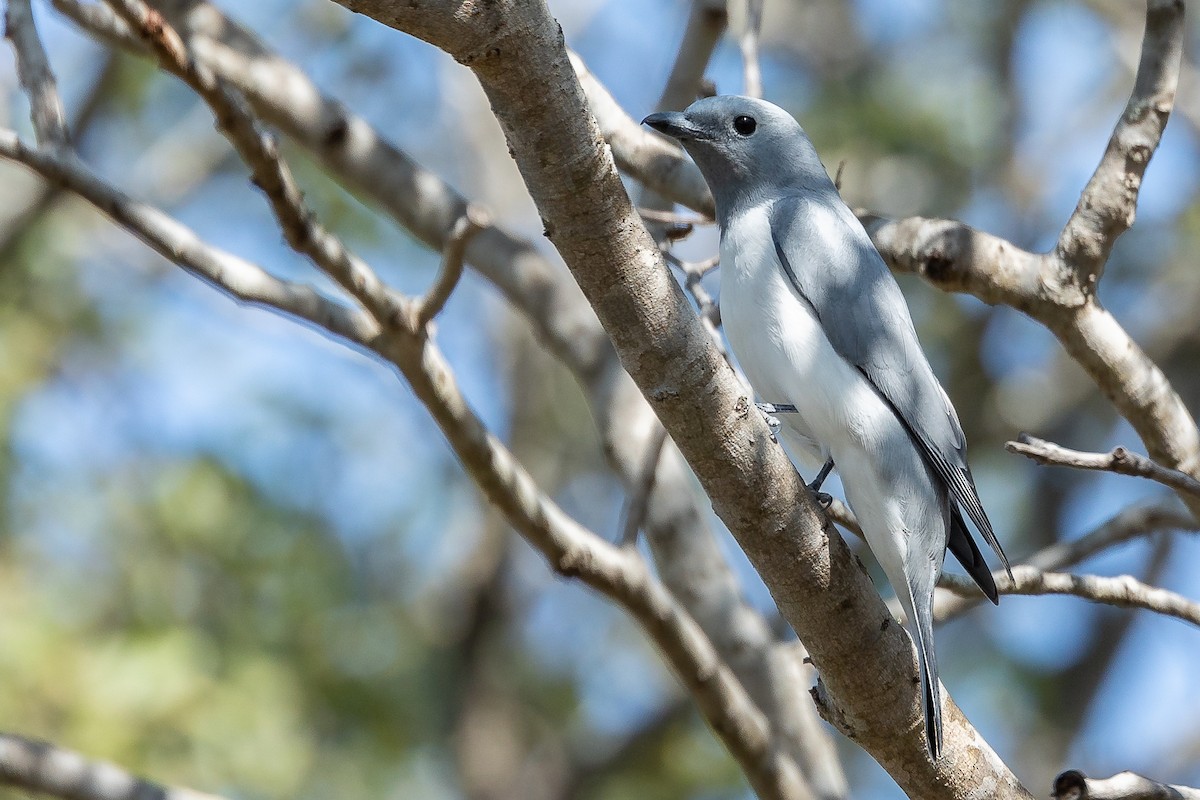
[0,0,1199,798]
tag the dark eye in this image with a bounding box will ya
[733,115,757,136]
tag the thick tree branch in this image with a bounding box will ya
[1007,434,1200,498]
[0,733,226,800]
[1052,769,1200,800]
[329,1,1029,796]
[4,0,69,147]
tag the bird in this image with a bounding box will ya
[643,96,1010,759]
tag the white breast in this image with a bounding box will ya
[718,204,890,469]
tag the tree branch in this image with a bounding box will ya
[738,0,764,98]
[619,422,669,546]
[17,6,813,794]
[4,0,69,148]
[937,565,1200,627]
[1052,769,1200,800]
[1007,434,1200,498]
[656,0,726,112]
[1026,502,1195,572]
[414,207,488,328]
[1054,0,1183,286]
[568,48,716,219]
[0,733,226,800]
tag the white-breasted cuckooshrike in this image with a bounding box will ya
[644,96,1010,759]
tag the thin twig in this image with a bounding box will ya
[620,423,670,546]
[936,565,1200,628]
[4,0,69,147]
[0,733,226,800]
[1008,433,1200,499]
[415,207,488,328]
[1052,769,1200,800]
[739,0,764,99]
[0,52,117,261]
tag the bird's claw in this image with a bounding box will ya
[755,402,796,444]
[754,402,785,442]
[755,402,798,415]
[764,414,781,442]
[808,458,835,507]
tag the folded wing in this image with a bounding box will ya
[769,193,1011,584]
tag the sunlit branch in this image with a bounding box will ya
[1007,434,1200,499]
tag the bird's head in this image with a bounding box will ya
[643,96,831,221]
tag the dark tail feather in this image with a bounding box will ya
[908,588,943,760]
[947,506,999,605]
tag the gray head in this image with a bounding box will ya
[643,96,833,223]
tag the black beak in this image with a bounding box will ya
[642,112,708,141]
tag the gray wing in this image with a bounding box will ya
[769,193,1010,574]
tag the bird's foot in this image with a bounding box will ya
[755,402,797,444]
[807,458,835,507]
[808,489,833,508]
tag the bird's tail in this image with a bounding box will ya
[946,506,999,605]
[903,585,943,760]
